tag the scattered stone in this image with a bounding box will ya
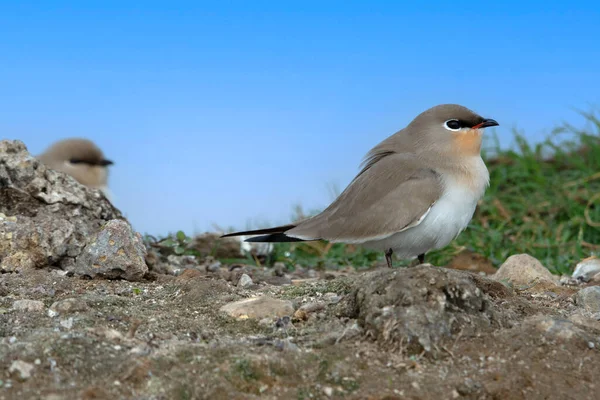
[323,292,341,304]
[299,302,326,313]
[573,257,600,282]
[575,286,600,313]
[48,298,89,317]
[87,327,125,342]
[238,273,254,288]
[273,262,286,277]
[167,254,197,267]
[346,266,511,355]
[206,260,222,273]
[220,296,294,320]
[323,386,334,397]
[60,317,74,329]
[9,360,34,380]
[560,275,579,286]
[164,264,183,276]
[12,299,44,312]
[493,254,556,287]
[70,219,148,281]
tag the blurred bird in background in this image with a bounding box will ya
[36,138,114,200]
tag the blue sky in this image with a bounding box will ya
[1,1,599,235]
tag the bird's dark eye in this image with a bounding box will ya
[444,120,462,130]
[69,158,85,164]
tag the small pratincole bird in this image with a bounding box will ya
[37,138,114,199]
[222,104,498,268]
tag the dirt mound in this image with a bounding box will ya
[345,266,535,355]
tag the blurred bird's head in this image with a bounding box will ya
[37,138,114,197]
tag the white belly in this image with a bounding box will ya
[362,162,488,258]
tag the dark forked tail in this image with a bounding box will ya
[220,224,308,243]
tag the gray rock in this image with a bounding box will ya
[0,140,126,273]
[59,317,74,329]
[167,254,198,267]
[299,301,326,313]
[575,286,600,313]
[9,360,35,380]
[572,257,600,282]
[220,296,294,320]
[273,262,286,277]
[12,299,45,312]
[345,266,511,355]
[48,298,89,317]
[70,219,148,281]
[493,254,556,287]
[238,273,254,288]
[164,264,183,276]
[323,292,341,304]
[206,260,222,273]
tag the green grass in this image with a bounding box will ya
[157,111,600,275]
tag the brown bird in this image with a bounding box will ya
[37,138,114,198]
[222,104,498,267]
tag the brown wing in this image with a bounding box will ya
[286,153,443,242]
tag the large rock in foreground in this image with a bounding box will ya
[0,140,145,280]
[345,265,527,355]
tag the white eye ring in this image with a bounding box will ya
[444,119,462,131]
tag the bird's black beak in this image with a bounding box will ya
[100,159,114,166]
[473,118,499,129]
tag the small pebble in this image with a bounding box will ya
[49,298,88,317]
[299,302,326,313]
[323,386,333,397]
[9,360,34,380]
[323,292,341,304]
[206,261,221,273]
[59,318,74,329]
[238,274,254,288]
[573,257,600,282]
[273,262,286,277]
[12,300,44,312]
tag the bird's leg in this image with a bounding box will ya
[418,253,425,264]
[385,248,393,268]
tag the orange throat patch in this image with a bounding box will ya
[452,129,483,156]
